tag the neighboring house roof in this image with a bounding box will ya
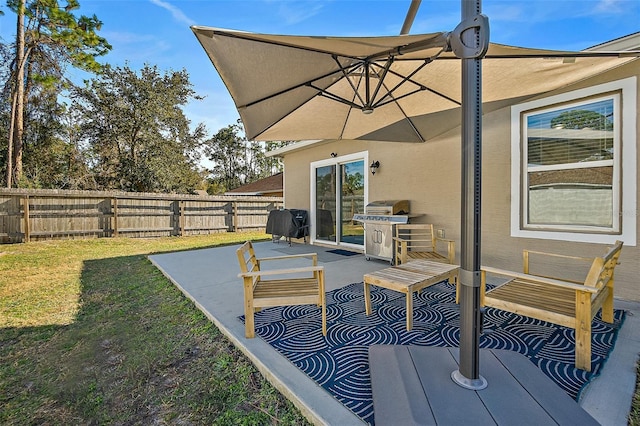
[225,172,283,196]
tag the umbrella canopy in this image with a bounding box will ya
[192,26,637,143]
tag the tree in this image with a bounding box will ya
[204,122,293,194]
[261,140,290,176]
[205,123,246,193]
[550,109,613,131]
[21,98,94,189]
[4,0,111,187]
[72,64,205,193]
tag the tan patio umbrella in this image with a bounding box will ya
[192,11,638,390]
[192,25,636,144]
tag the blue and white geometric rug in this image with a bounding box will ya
[241,281,625,425]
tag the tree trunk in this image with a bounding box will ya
[5,90,16,187]
[13,0,26,184]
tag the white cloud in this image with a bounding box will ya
[102,31,156,44]
[149,0,197,27]
[275,1,324,25]
[592,0,625,14]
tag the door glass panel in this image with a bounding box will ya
[340,161,365,245]
[316,165,336,242]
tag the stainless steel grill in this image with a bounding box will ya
[353,200,410,263]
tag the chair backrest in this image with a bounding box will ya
[236,241,260,274]
[584,240,623,289]
[395,224,436,252]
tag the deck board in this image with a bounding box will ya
[369,345,599,426]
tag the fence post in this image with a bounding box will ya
[179,200,186,237]
[112,197,119,237]
[23,195,30,242]
[233,201,238,232]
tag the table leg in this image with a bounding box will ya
[364,280,372,316]
[406,291,413,331]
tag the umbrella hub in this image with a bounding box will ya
[308,54,432,114]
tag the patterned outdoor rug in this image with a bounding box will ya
[241,281,625,425]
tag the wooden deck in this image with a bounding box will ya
[369,345,599,425]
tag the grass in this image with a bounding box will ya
[631,363,640,425]
[0,233,310,425]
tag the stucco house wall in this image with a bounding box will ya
[276,59,639,302]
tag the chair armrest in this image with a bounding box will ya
[481,266,598,294]
[435,237,455,243]
[239,265,324,278]
[435,238,455,263]
[523,249,593,263]
[257,253,318,262]
[522,249,592,279]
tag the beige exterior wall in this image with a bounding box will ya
[280,60,640,301]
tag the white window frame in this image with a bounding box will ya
[511,77,636,246]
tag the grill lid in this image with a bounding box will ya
[365,200,409,215]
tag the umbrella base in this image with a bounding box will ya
[451,369,487,390]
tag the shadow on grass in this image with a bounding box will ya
[0,247,308,425]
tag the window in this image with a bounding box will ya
[511,78,636,245]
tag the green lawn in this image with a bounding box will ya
[0,233,310,425]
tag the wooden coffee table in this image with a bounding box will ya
[363,260,460,331]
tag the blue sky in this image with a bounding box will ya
[1,0,639,138]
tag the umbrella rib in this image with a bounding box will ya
[373,59,431,106]
[333,55,367,107]
[422,86,461,106]
[394,105,426,143]
[427,52,640,60]
[209,28,365,61]
[384,86,426,143]
[206,27,453,62]
[239,65,357,109]
[483,51,640,59]
[369,58,394,107]
[374,87,428,108]
[373,58,461,108]
[313,87,362,109]
[405,116,425,142]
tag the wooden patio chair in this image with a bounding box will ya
[394,223,456,266]
[236,241,327,338]
[481,240,623,371]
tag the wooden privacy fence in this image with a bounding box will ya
[0,189,283,243]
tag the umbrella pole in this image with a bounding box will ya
[452,0,488,390]
[400,0,421,35]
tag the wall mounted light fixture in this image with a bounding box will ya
[370,160,380,175]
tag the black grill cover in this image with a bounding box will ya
[266,209,308,239]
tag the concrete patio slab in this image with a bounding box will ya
[149,241,639,425]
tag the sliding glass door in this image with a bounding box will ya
[312,153,366,248]
[315,164,337,243]
[340,160,365,245]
